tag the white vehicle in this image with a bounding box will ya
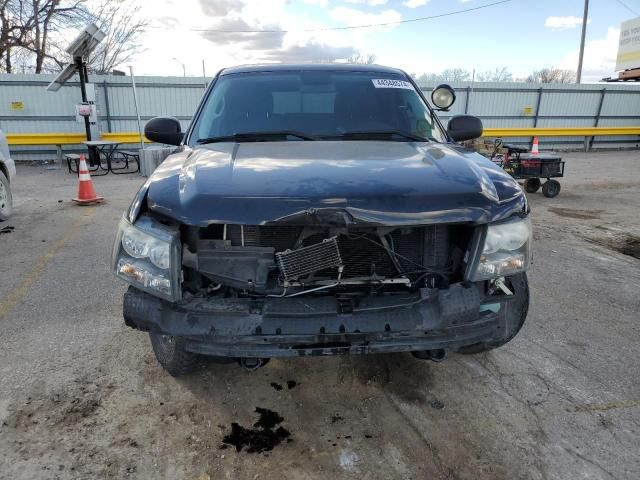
[0,129,16,220]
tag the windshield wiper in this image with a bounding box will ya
[329,130,428,142]
[197,131,317,144]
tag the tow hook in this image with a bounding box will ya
[238,357,270,371]
[494,277,513,296]
[412,349,447,362]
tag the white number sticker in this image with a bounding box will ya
[371,79,414,90]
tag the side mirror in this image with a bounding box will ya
[447,115,483,142]
[144,117,183,146]
[431,84,456,111]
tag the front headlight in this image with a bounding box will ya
[112,215,181,301]
[467,217,532,281]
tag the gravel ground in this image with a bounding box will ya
[0,151,639,480]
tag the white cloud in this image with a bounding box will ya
[402,0,428,8]
[559,26,620,82]
[131,0,373,75]
[329,6,402,29]
[197,0,245,17]
[298,0,329,7]
[545,16,590,30]
[345,0,388,5]
[262,41,357,62]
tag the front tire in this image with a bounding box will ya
[149,333,199,377]
[457,273,529,354]
[0,171,13,221]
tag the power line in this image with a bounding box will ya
[614,0,639,16]
[155,0,515,34]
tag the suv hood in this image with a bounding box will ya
[142,141,526,227]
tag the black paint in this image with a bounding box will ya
[286,380,297,390]
[270,382,283,391]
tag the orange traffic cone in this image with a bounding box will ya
[531,136,540,156]
[73,155,104,205]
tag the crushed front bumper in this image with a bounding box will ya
[123,284,518,358]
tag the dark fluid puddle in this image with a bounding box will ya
[222,407,291,453]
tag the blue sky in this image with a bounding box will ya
[131,0,638,81]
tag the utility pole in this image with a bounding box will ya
[129,66,145,152]
[202,59,207,90]
[576,0,589,83]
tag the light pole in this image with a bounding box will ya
[128,66,145,152]
[172,57,186,77]
[576,0,589,83]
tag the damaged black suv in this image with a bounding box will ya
[112,64,531,376]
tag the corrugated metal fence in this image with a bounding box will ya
[1,73,207,160]
[1,73,639,160]
[432,81,640,149]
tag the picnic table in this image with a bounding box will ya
[66,140,139,175]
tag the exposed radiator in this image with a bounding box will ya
[213,225,445,282]
[276,236,342,282]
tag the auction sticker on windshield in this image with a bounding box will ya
[372,79,414,89]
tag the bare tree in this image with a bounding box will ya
[347,53,376,64]
[476,66,513,82]
[414,68,471,85]
[526,68,576,83]
[33,1,87,73]
[1,0,33,72]
[83,1,148,74]
[0,1,89,73]
[413,72,441,85]
[0,0,147,74]
[440,68,471,82]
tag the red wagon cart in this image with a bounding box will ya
[490,141,565,198]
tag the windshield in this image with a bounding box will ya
[189,70,446,144]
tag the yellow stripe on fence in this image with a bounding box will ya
[7,133,87,145]
[7,132,150,146]
[482,127,640,137]
[6,127,640,146]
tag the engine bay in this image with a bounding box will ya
[181,223,475,298]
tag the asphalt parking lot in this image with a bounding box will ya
[1,151,639,480]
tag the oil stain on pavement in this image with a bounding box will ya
[221,407,291,453]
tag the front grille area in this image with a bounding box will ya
[336,234,397,277]
[208,224,430,281]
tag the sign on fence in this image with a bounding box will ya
[616,16,640,71]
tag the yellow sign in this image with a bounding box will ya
[10,101,24,111]
[523,106,533,116]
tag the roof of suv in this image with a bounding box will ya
[220,63,407,76]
